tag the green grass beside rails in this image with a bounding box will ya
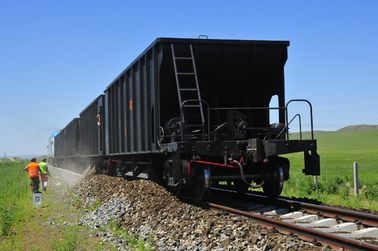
[282,128,378,210]
[107,219,154,251]
[0,161,30,239]
[51,226,78,251]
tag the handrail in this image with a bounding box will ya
[177,100,314,141]
[276,113,302,140]
[285,99,314,140]
[209,107,286,111]
[180,99,210,141]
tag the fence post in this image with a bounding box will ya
[353,162,359,197]
[314,176,319,192]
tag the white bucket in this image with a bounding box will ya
[32,192,42,207]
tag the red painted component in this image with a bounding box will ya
[239,156,245,165]
[187,159,241,177]
[187,160,191,176]
[191,160,238,169]
[109,159,118,165]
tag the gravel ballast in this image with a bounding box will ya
[74,174,328,250]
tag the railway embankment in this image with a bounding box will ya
[1,162,330,250]
[72,173,325,250]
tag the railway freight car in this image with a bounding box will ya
[53,118,81,172]
[53,37,320,201]
[54,96,104,173]
[78,95,104,160]
[47,131,59,165]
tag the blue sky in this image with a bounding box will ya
[0,0,377,156]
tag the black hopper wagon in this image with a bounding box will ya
[53,38,320,201]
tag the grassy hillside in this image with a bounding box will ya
[283,125,378,210]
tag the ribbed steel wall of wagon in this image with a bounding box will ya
[104,43,162,155]
[54,129,64,158]
[64,118,80,157]
[79,95,104,156]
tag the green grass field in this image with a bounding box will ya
[282,125,378,210]
[0,160,150,250]
[0,160,30,250]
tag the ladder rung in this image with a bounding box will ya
[186,124,204,127]
[179,88,198,91]
[177,72,195,75]
[182,104,201,108]
[174,57,192,60]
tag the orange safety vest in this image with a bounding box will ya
[26,162,40,178]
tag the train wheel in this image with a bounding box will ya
[192,169,210,202]
[262,166,284,198]
[234,181,250,194]
[163,158,187,196]
[171,173,191,197]
[104,160,117,176]
[94,164,101,174]
[172,180,187,196]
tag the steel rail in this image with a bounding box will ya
[238,192,378,227]
[277,198,378,227]
[209,202,378,251]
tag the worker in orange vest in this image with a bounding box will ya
[24,158,42,192]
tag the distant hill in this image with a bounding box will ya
[0,157,24,162]
[338,125,378,132]
[13,154,44,160]
[288,124,378,153]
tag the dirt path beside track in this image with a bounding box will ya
[49,165,84,188]
[18,166,110,251]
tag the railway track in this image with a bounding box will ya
[276,197,378,228]
[208,188,378,250]
[55,167,378,250]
